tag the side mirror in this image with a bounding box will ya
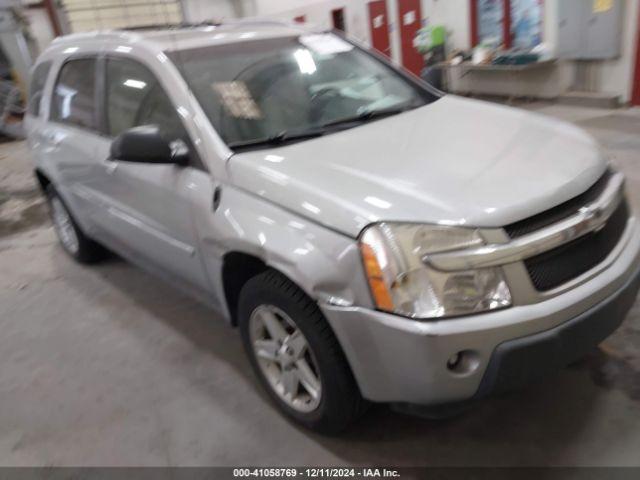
[110,125,189,166]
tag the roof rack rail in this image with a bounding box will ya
[220,18,294,27]
[122,21,221,31]
[120,18,296,32]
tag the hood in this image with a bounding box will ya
[228,95,607,238]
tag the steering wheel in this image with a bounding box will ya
[309,87,342,123]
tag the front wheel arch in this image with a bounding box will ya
[221,251,328,327]
[221,251,268,325]
[237,268,366,432]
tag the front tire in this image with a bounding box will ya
[238,270,364,433]
[46,186,106,264]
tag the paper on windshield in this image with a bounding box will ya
[299,34,354,55]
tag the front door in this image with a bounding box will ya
[368,0,391,58]
[92,56,211,292]
[42,57,104,227]
[397,0,423,76]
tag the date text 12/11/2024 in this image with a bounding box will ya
[233,468,401,478]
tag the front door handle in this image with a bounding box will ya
[103,158,118,175]
[42,130,63,148]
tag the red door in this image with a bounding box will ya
[397,0,423,76]
[368,1,391,58]
[632,5,640,105]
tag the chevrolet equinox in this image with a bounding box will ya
[25,21,640,433]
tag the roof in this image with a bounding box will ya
[51,20,322,53]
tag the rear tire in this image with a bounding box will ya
[46,185,106,264]
[238,269,364,433]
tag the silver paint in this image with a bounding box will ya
[426,172,626,271]
[24,24,640,407]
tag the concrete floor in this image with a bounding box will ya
[1,103,640,467]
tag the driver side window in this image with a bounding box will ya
[135,84,188,141]
[105,57,188,142]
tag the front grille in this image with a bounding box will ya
[524,199,629,292]
[505,169,612,239]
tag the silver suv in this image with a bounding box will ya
[26,22,640,433]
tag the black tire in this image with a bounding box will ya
[238,269,364,433]
[46,185,106,264]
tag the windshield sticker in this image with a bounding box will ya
[212,81,262,120]
[299,34,354,55]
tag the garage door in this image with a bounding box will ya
[60,0,184,32]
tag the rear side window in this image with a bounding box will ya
[51,58,97,130]
[28,61,52,116]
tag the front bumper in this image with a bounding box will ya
[322,220,640,406]
[475,260,640,398]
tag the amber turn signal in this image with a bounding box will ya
[360,243,394,311]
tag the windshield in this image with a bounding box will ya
[169,33,438,149]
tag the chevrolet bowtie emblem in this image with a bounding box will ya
[581,203,608,232]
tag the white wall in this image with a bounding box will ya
[249,0,373,46]
[542,0,638,103]
[242,0,472,63]
[181,0,239,22]
[180,0,475,65]
[421,0,470,51]
[182,0,640,103]
[597,0,639,102]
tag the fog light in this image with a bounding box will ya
[446,350,480,376]
[447,353,462,370]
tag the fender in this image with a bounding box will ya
[187,176,374,322]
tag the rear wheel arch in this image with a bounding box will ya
[45,185,107,263]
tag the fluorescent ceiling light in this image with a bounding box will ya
[123,79,147,90]
[294,49,317,75]
[365,196,392,209]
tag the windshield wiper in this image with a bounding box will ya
[321,105,418,129]
[228,129,326,152]
[227,104,420,152]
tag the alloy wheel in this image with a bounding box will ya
[249,305,322,413]
[51,196,79,255]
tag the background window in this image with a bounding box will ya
[52,58,97,129]
[511,0,543,49]
[28,61,52,116]
[477,0,504,47]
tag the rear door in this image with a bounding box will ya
[90,56,211,291]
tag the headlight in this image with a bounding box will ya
[359,223,512,319]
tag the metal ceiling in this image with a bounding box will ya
[59,0,184,32]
